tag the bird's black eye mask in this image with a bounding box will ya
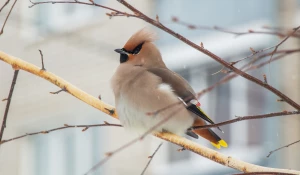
[114,42,144,63]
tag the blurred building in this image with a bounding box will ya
[0,0,300,175]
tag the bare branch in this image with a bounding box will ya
[0,122,122,145]
[197,48,300,98]
[49,87,67,94]
[156,132,300,174]
[232,27,300,65]
[0,50,118,117]
[268,26,300,67]
[177,147,186,152]
[140,142,163,175]
[28,0,138,18]
[191,111,300,130]
[171,16,300,38]
[0,70,19,143]
[263,74,268,84]
[0,0,10,12]
[38,49,46,70]
[232,45,280,65]
[0,0,18,35]
[267,139,300,158]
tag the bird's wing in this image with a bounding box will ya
[147,67,215,125]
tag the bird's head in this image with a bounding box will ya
[114,28,166,68]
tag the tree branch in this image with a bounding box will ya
[0,50,118,118]
[28,0,137,18]
[141,142,163,175]
[1,51,300,174]
[267,139,300,158]
[0,122,122,145]
[267,27,300,67]
[191,111,300,130]
[232,34,300,65]
[38,49,46,70]
[0,0,18,35]
[0,70,19,143]
[171,16,300,38]
[197,49,300,98]
[155,132,300,174]
[0,0,10,12]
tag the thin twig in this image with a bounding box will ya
[232,45,279,65]
[0,0,10,12]
[28,0,137,18]
[0,70,19,142]
[0,0,18,35]
[171,16,300,38]
[263,26,300,34]
[263,74,268,84]
[268,26,300,65]
[38,49,46,70]
[232,27,300,65]
[0,122,122,145]
[177,147,186,152]
[191,111,300,130]
[196,48,300,98]
[267,27,300,85]
[50,87,67,94]
[267,139,300,158]
[140,142,163,175]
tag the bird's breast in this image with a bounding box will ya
[115,93,194,136]
[116,95,154,134]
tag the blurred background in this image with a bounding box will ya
[0,0,300,174]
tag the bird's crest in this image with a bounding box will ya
[123,28,157,52]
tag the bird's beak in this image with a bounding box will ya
[114,49,128,55]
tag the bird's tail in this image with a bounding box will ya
[192,119,228,149]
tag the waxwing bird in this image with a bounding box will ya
[111,28,227,149]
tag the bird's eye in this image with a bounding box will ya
[120,54,129,63]
[132,43,143,55]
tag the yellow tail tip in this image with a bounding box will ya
[211,140,228,149]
